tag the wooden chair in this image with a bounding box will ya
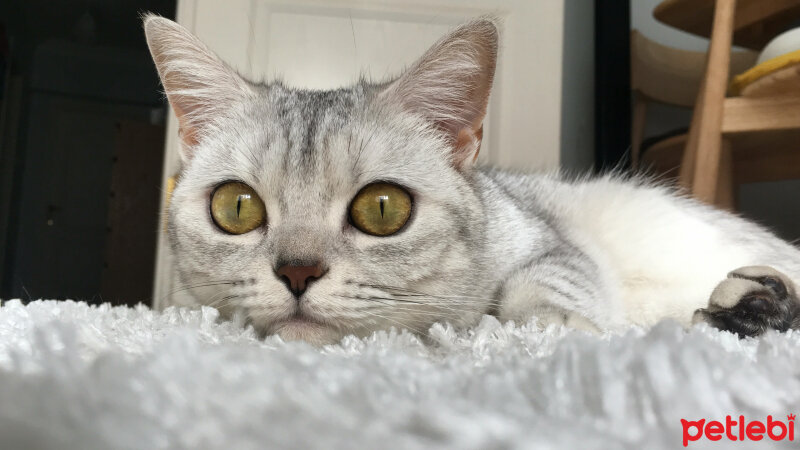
[630,29,757,208]
[633,22,800,210]
[666,0,800,209]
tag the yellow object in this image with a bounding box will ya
[165,176,177,208]
[349,183,412,236]
[729,49,800,96]
[163,176,177,232]
[210,182,267,235]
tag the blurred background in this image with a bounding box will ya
[0,0,798,307]
[0,0,175,306]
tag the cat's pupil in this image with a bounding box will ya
[379,195,387,218]
[236,195,243,217]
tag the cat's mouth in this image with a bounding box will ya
[270,312,340,345]
[282,312,322,327]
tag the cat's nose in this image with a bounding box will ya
[275,262,326,297]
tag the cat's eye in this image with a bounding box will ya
[349,183,412,236]
[210,182,266,234]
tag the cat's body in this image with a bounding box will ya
[145,16,800,345]
[477,169,800,330]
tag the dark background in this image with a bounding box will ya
[0,0,175,305]
[595,0,630,171]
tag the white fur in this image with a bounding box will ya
[485,173,800,328]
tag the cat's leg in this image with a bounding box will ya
[496,245,624,332]
[693,266,800,337]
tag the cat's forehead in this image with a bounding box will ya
[191,80,450,207]
[234,82,421,175]
[202,84,365,172]
[194,84,369,201]
[248,84,371,165]
[264,83,366,130]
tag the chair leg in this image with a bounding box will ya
[715,139,736,210]
[679,73,706,189]
[679,0,736,204]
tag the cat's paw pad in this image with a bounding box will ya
[692,266,799,338]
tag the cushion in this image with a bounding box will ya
[729,49,800,97]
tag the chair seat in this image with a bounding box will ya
[640,129,800,183]
[640,49,800,185]
[639,132,686,179]
[729,49,800,97]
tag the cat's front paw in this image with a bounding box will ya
[693,266,800,338]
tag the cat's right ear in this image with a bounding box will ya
[377,18,498,171]
[143,14,252,161]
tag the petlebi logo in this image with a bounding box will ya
[681,414,795,447]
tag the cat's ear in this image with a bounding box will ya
[143,14,252,161]
[379,19,498,170]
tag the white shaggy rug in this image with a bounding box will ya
[1,300,800,449]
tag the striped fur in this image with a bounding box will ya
[145,15,800,345]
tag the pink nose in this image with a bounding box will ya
[276,262,325,297]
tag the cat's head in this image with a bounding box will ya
[144,15,498,345]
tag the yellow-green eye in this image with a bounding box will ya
[349,183,412,236]
[210,182,266,234]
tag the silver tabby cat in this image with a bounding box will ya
[145,15,800,345]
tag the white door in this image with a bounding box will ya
[153,0,572,309]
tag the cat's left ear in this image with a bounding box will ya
[379,18,498,170]
[143,14,252,161]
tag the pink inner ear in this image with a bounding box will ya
[472,125,484,162]
[454,126,483,168]
[378,19,497,169]
[172,102,199,148]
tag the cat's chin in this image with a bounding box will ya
[272,318,343,346]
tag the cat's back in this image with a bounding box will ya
[475,167,681,223]
[476,167,800,324]
[477,166,791,262]
[478,167,751,238]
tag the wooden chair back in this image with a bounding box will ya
[629,30,758,166]
[630,30,758,107]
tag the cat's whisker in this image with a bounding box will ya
[207,295,238,308]
[338,295,482,311]
[340,287,507,306]
[175,279,246,292]
[356,291,506,310]
[354,308,427,335]
[159,280,245,301]
[359,283,502,302]
[351,299,468,320]
[368,296,489,313]
[333,293,426,306]
[388,295,506,308]
[206,291,247,310]
[334,293,466,327]
[373,307,466,321]
[335,293,490,319]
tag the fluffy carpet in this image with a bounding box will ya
[1,300,799,449]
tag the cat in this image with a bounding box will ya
[144,15,800,345]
